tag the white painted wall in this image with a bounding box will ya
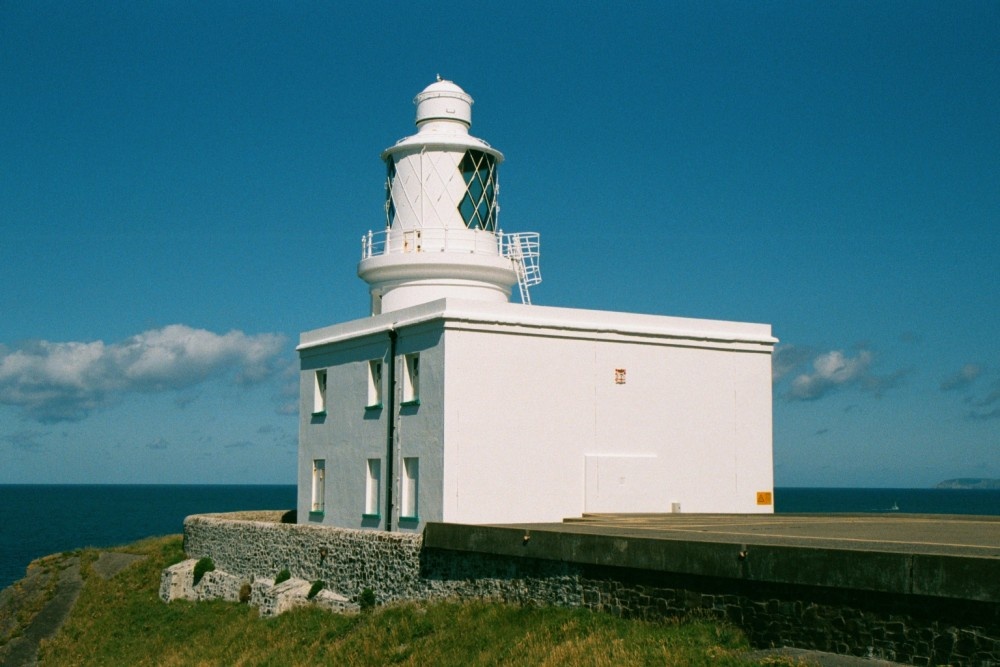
[439,316,774,524]
[391,323,447,531]
[298,298,775,531]
[387,150,471,232]
[297,333,392,530]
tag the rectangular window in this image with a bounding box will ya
[364,458,381,517]
[402,354,419,405]
[313,369,327,414]
[367,360,383,408]
[401,457,419,519]
[311,459,325,513]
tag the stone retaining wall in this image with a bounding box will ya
[420,547,999,665]
[181,513,425,604]
[167,513,999,666]
[178,513,579,607]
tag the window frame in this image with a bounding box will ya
[366,359,383,410]
[457,149,498,231]
[401,353,420,406]
[310,459,326,515]
[363,458,381,518]
[400,456,419,520]
[312,369,328,415]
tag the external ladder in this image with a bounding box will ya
[506,232,541,305]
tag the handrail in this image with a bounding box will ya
[506,233,542,288]
[360,227,540,264]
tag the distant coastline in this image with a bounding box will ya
[935,478,1000,490]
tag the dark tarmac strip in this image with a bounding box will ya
[0,553,144,667]
[523,513,1000,557]
[0,557,82,667]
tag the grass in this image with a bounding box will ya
[32,535,797,666]
[192,557,215,586]
[0,553,65,647]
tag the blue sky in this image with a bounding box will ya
[2,2,997,487]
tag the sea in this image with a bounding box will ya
[1,485,998,592]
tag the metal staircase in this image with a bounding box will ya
[506,232,541,304]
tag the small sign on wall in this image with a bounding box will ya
[756,491,773,506]
[614,368,626,384]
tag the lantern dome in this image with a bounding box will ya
[414,78,473,129]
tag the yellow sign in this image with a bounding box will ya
[756,491,773,506]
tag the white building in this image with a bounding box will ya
[297,79,777,532]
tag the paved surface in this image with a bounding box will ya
[0,557,81,667]
[0,552,145,667]
[503,513,1000,558]
[90,552,145,580]
[750,647,906,666]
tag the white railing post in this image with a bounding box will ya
[361,228,536,266]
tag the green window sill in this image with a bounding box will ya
[364,403,383,411]
[362,513,381,519]
[311,410,327,417]
[400,399,420,407]
[399,515,419,522]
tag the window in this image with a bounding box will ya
[367,360,383,408]
[457,150,498,231]
[313,369,327,415]
[364,458,381,517]
[402,354,419,405]
[311,459,325,513]
[384,157,396,227]
[401,457,419,519]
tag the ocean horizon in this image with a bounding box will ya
[2,484,998,592]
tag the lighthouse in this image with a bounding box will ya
[297,79,776,532]
[358,78,540,314]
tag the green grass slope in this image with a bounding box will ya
[23,535,791,666]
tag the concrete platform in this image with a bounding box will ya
[423,513,1000,602]
[518,513,1000,557]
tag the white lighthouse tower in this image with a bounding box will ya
[358,77,540,314]
[297,79,776,532]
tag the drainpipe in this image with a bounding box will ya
[384,329,397,531]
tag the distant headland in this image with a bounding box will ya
[935,478,1000,490]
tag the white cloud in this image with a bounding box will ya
[967,379,1000,420]
[771,345,814,383]
[775,343,909,402]
[788,350,874,400]
[937,365,1000,420]
[2,429,47,451]
[0,325,285,423]
[940,363,982,392]
[276,358,301,416]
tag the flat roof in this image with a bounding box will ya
[299,297,777,351]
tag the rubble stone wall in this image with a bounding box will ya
[171,513,999,666]
[182,513,425,603]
